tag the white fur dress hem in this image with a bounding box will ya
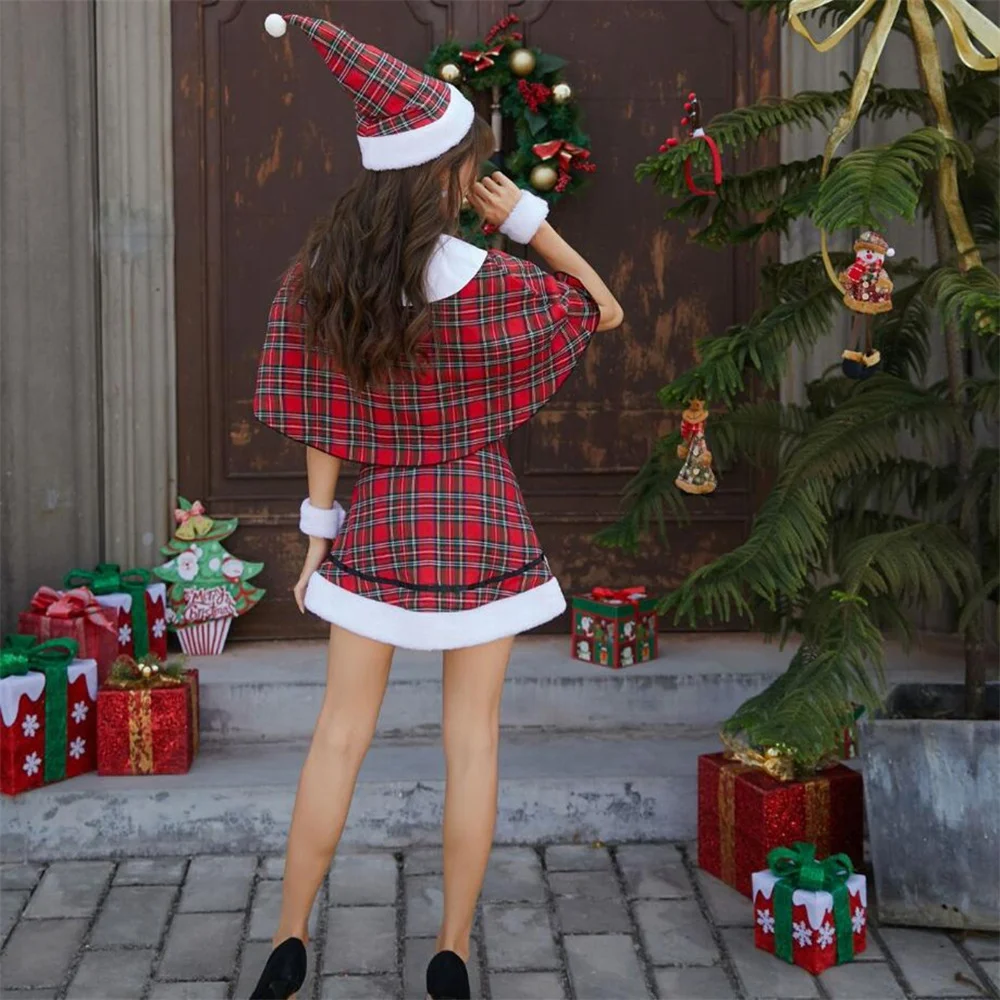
[304,573,566,650]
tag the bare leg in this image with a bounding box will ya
[273,624,394,944]
[435,635,514,960]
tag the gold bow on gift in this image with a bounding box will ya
[721,732,797,782]
[789,0,1000,281]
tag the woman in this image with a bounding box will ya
[250,13,623,1000]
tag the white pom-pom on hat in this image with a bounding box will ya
[264,13,287,38]
[886,247,896,257]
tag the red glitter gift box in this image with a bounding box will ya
[97,667,199,776]
[18,587,119,685]
[1,637,98,796]
[752,848,868,975]
[571,587,658,669]
[697,752,863,897]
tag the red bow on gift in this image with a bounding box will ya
[29,586,117,633]
[174,500,206,525]
[460,44,503,72]
[590,586,647,606]
[532,139,596,192]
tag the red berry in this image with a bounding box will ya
[666,137,678,147]
[680,116,689,126]
[688,91,697,99]
[658,143,667,152]
[684,102,692,111]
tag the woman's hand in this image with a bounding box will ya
[468,172,523,226]
[294,536,330,614]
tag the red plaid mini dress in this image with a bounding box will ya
[254,235,600,649]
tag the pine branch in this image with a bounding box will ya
[925,266,1000,338]
[711,401,816,469]
[873,278,933,380]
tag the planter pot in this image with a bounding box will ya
[860,683,1000,930]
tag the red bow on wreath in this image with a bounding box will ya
[461,44,503,73]
[532,139,596,192]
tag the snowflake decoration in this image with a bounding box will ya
[756,909,775,934]
[68,737,87,760]
[21,714,40,739]
[792,921,813,947]
[852,907,866,934]
[118,624,133,647]
[71,701,89,725]
[152,618,167,639]
[22,752,42,777]
[817,922,836,949]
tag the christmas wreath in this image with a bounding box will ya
[425,14,596,244]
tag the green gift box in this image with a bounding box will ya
[570,587,658,669]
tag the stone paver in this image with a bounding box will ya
[820,960,908,999]
[330,852,398,906]
[158,911,243,981]
[404,936,481,1000]
[405,874,442,937]
[550,869,631,934]
[0,917,88,989]
[616,843,692,899]
[0,991,56,1000]
[721,927,820,999]
[248,878,320,940]
[89,884,175,947]
[235,939,318,1000]
[545,844,612,872]
[261,855,286,879]
[66,947,154,1000]
[403,847,442,875]
[1,889,29,941]
[481,847,546,904]
[176,854,255,912]
[320,974,399,999]
[489,970,566,999]
[697,871,755,926]
[483,904,559,970]
[564,934,650,1000]
[0,863,43,891]
[148,983,230,1000]
[635,898,719,966]
[325,906,396,974]
[22,860,112,919]
[654,965,738,1000]
[879,927,982,998]
[114,858,188,885]
[961,932,1000,960]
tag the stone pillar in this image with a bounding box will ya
[94,0,176,568]
[0,0,102,628]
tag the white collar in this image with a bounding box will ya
[424,234,488,302]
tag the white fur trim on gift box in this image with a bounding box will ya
[96,592,133,615]
[304,573,566,650]
[0,673,46,728]
[146,581,167,604]
[499,190,550,244]
[299,499,347,539]
[66,659,98,701]
[752,869,867,930]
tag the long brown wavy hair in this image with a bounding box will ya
[295,116,494,390]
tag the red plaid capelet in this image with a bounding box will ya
[253,239,600,467]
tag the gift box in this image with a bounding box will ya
[697,752,863,897]
[97,663,199,775]
[752,843,867,975]
[64,564,168,660]
[18,587,119,684]
[0,636,98,796]
[571,587,658,668]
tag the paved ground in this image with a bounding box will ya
[1,843,997,1000]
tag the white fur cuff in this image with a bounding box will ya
[499,191,549,244]
[299,499,346,539]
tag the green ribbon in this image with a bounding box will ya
[768,842,855,965]
[2,635,79,783]
[64,563,152,657]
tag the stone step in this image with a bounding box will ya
[2,728,724,861]
[192,633,963,742]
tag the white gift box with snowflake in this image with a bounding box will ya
[752,861,867,975]
[0,655,98,796]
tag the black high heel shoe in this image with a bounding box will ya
[426,950,471,1000]
[249,937,307,999]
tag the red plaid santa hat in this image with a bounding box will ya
[264,12,475,171]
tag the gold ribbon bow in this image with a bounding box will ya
[789,0,999,281]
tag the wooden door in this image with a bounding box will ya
[173,0,777,640]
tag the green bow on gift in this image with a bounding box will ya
[767,842,856,965]
[64,563,152,656]
[2,635,79,783]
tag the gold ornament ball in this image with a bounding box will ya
[509,48,536,77]
[552,82,573,104]
[438,62,462,84]
[529,164,558,191]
